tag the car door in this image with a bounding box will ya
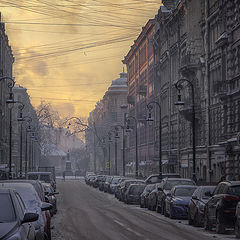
[15,192,33,239]
[208,183,225,221]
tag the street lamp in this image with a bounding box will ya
[18,115,32,177]
[107,131,114,175]
[125,116,138,177]
[146,101,162,178]
[1,76,16,179]
[114,125,125,176]
[175,78,196,183]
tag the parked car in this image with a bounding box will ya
[125,183,146,204]
[88,175,97,186]
[235,201,240,238]
[140,184,155,208]
[109,176,121,194]
[99,176,107,191]
[147,183,161,211]
[0,182,52,240]
[120,180,145,202]
[188,185,215,226]
[92,175,105,188]
[0,188,38,240]
[165,185,197,219]
[103,176,113,192]
[42,183,59,216]
[204,181,240,234]
[114,178,129,199]
[27,172,56,190]
[156,178,196,214]
[85,172,95,184]
[145,173,180,185]
[0,179,52,238]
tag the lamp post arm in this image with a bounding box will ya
[0,76,15,88]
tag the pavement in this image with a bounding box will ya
[52,179,237,240]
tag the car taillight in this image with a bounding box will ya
[224,195,239,201]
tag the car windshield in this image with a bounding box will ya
[112,178,120,184]
[40,174,51,182]
[0,193,16,222]
[202,187,215,199]
[174,187,197,197]
[145,185,155,192]
[129,185,146,195]
[227,185,240,197]
[28,174,38,180]
[1,184,41,209]
[164,180,194,190]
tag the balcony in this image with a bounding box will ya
[127,95,135,106]
[180,54,199,78]
[137,85,147,96]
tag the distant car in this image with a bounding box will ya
[42,183,59,216]
[140,184,155,208]
[114,178,129,199]
[165,185,197,219]
[0,188,38,240]
[188,185,215,226]
[99,176,107,191]
[85,172,95,184]
[88,175,97,186]
[120,180,145,202]
[109,176,121,194]
[103,176,113,193]
[145,173,180,185]
[125,183,146,204]
[93,175,105,188]
[147,183,161,211]
[204,181,240,234]
[27,172,56,190]
[156,178,196,215]
[0,182,52,240]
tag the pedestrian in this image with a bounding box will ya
[63,171,65,181]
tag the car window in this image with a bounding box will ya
[192,188,199,198]
[112,178,120,184]
[227,185,240,197]
[28,174,38,180]
[164,180,194,190]
[149,176,160,183]
[129,185,145,195]
[174,187,197,197]
[218,183,226,194]
[201,187,215,199]
[15,193,25,218]
[40,174,51,182]
[0,193,16,222]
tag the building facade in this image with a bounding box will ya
[0,18,14,174]
[123,20,155,177]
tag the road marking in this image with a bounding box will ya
[113,219,146,238]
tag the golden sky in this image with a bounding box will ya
[1,0,161,118]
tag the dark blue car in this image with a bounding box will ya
[165,185,197,219]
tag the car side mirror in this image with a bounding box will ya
[54,192,59,195]
[41,202,52,211]
[22,212,39,224]
[166,193,171,197]
[204,191,213,197]
[157,187,163,191]
[192,195,198,200]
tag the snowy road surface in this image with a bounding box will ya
[52,179,236,240]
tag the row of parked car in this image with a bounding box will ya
[85,172,240,238]
[0,171,58,240]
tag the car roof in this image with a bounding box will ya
[173,185,197,188]
[222,181,240,186]
[27,171,52,175]
[163,178,193,181]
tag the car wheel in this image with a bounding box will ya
[161,202,165,215]
[188,211,193,225]
[193,211,201,227]
[156,205,161,213]
[235,220,240,238]
[148,204,151,210]
[163,203,168,217]
[169,207,174,219]
[216,212,225,234]
[140,202,143,208]
[204,211,212,231]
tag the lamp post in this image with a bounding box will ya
[146,101,162,178]
[126,116,138,177]
[107,131,113,175]
[175,78,196,182]
[114,125,125,176]
[16,102,25,178]
[1,76,16,179]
